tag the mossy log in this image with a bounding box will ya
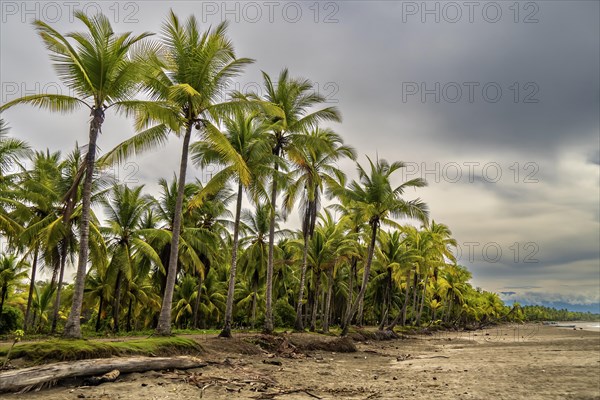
[0,356,206,393]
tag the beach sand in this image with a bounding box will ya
[11,324,600,400]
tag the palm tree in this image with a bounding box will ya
[30,282,56,332]
[306,211,356,332]
[0,12,153,338]
[0,119,30,179]
[12,150,63,330]
[182,181,231,329]
[413,221,456,325]
[100,184,162,332]
[374,230,420,330]
[339,157,428,335]
[16,147,108,333]
[192,109,271,337]
[283,127,356,330]
[103,12,252,335]
[0,253,28,317]
[257,69,341,333]
[237,204,279,328]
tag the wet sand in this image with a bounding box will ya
[10,324,600,400]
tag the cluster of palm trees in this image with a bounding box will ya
[0,11,511,338]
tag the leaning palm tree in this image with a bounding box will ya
[191,109,272,337]
[0,12,152,338]
[257,69,341,333]
[104,12,253,335]
[339,157,429,335]
[283,127,356,331]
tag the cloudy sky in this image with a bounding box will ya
[1,1,599,312]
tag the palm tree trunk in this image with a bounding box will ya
[113,269,123,333]
[294,228,310,331]
[32,309,37,331]
[415,273,429,326]
[251,289,257,329]
[220,181,243,338]
[0,285,7,317]
[156,124,192,336]
[323,268,334,333]
[345,257,356,322]
[386,269,411,331]
[410,271,420,324]
[51,241,68,333]
[378,268,392,331]
[193,274,203,329]
[95,295,104,332]
[264,158,280,334]
[445,297,454,323]
[24,247,39,331]
[126,298,133,332]
[310,269,321,332]
[401,269,412,326]
[63,107,103,339]
[341,221,378,336]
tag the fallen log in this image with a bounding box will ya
[0,355,206,393]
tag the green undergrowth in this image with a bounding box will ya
[0,337,203,365]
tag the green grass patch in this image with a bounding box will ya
[0,337,203,364]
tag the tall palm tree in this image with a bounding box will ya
[0,12,153,338]
[258,69,341,333]
[339,157,428,335]
[192,109,272,337]
[283,127,356,331]
[12,150,63,330]
[104,12,253,335]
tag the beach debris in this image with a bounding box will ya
[0,356,206,393]
[83,369,120,386]
[262,359,282,366]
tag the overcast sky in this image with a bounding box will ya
[1,1,599,312]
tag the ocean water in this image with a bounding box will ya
[561,322,600,332]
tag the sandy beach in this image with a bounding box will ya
[10,324,600,400]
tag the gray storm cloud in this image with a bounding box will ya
[1,0,598,308]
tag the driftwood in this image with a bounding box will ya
[0,356,206,393]
[83,369,120,386]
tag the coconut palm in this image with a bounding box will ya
[373,230,420,330]
[339,157,428,335]
[30,282,56,332]
[283,127,356,330]
[100,184,163,332]
[12,150,63,330]
[16,147,108,333]
[0,253,28,317]
[257,69,342,333]
[237,204,280,328]
[192,109,272,337]
[413,221,457,325]
[101,11,253,335]
[0,11,153,338]
[0,119,30,179]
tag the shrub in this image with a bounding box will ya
[274,298,296,328]
[0,306,24,334]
